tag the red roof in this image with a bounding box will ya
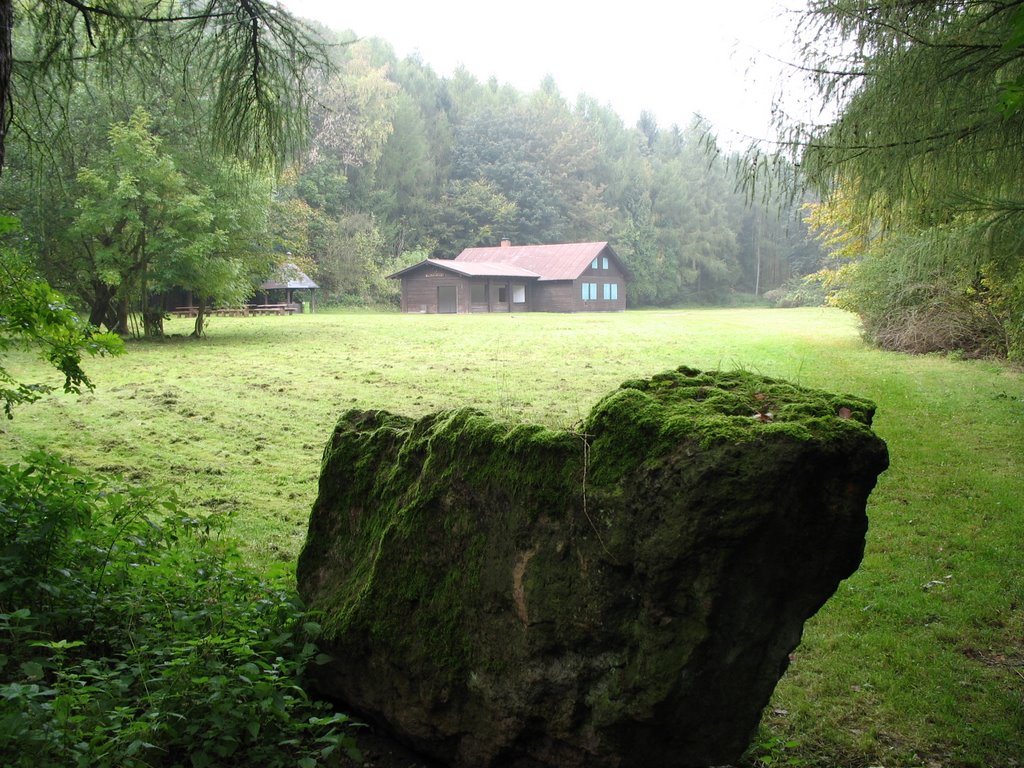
[455,242,621,281]
[388,242,630,282]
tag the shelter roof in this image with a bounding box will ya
[261,263,318,290]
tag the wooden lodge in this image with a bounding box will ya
[389,241,629,314]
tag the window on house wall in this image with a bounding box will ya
[603,283,619,300]
[497,286,508,303]
[471,283,486,304]
[512,284,526,303]
[602,257,609,270]
[591,258,599,269]
[581,282,598,301]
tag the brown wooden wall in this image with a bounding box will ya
[400,271,464,313]
[532,280,627,313]
[397,258,627,313]
[398,272,536,313]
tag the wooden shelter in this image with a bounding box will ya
[257,263,319,313]
[389,241,629,313]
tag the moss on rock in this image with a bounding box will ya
[297,366,889,768]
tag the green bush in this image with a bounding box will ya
[0,451,360,768]
[834,228,1011,358]
[763,276,827,308]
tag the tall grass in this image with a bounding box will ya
[2,307,1022,767]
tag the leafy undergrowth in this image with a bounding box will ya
[0,450,361,767]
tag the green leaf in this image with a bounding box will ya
[302,620,322,636]
[20,661,44,680]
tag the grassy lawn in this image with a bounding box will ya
[2,307,1022,767]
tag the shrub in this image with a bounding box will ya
[833,228,1010,358]
[763,276,827,308]
[0,451,360,768]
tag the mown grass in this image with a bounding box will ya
[2,307,1022,767]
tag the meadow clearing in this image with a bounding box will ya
[2,306,1022,767]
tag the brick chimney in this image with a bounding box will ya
[500,239,511,248]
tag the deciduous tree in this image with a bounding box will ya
[73,109,274,337]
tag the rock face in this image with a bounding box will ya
[297,367,889,768]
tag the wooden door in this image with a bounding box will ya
[437,285,457,313]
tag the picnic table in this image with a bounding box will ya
[170,303,301,318]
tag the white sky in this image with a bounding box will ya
[279,1,816,149]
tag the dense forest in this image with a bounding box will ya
[0,14,824,333]
[276,28,824,310]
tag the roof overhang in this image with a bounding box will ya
[261,262,319,290]
[388,258,541,280]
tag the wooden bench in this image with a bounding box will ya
[250,303,300,315]
[171,304,300,318]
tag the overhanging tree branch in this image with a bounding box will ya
[0,0,329,175]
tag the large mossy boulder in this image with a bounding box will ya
[297,366,889,768]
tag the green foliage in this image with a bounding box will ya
[776,1,1024,359]
[745,732,805,767]
[3,3,315,339]
[312,213,424,306]
[762,276,827,308]
[73,108,277,337]
[0,232,123,417]
[834,226,1009,357]
[5,0,327,174]
[0,450,361,767]
[428,178,517,257]
[0,450,96,608]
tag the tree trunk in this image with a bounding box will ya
[754,212,762,297]
[0,0,12,174]
[88,280,118,330]
[192,294,207,337]
[143,297,165,337]
[139,234,164,338]
[110,286,131,337]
